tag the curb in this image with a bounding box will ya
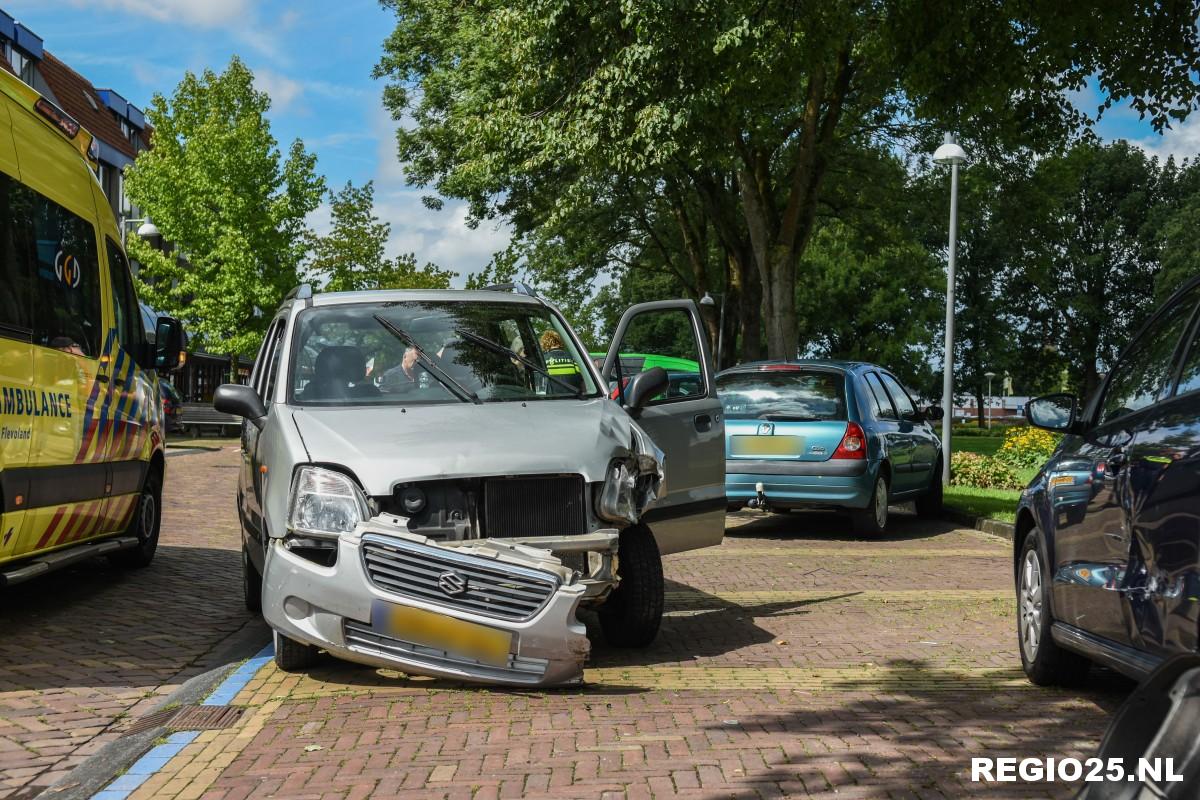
[942,509,1016,542]
[37,620,270,800]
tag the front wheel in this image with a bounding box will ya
[851,474,889,534]
[273,629,319,672]
[243,542,262,613]
[599,526,664,648]
[1018,528,1090,686]
[110,468,162,568]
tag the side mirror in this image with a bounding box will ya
[214,383,267,429]
[623,367,669,414]
[923,405,944,422]
[154,316,185,372]
[1026,393,1078,433]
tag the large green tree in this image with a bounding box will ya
[306,180,455,292]
[376,0,1200,359]
[125,57,324,356]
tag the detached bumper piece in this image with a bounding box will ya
[262,515,617,687]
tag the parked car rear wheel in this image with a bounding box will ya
[599,526,664,647]
[915,460,944,517]
[109,467,162,568]
[273,629,319,672]
[851,475,889,534]
[1018,528,1090,686]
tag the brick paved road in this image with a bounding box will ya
[74,447,1126,800]
[0,446,263,800]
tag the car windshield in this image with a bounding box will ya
[288,300,599,406]
[717,370,847,421]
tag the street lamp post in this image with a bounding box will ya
[984,371,996,431]
[933,134,967,485]
[120,216,160,249]
[699,292,727,371]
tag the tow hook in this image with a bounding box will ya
[747,481,769,511]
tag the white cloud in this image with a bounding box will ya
[253,68,304,114]
[369,99,511,284]
[65,0,250,27]
[1133,118,1200,164]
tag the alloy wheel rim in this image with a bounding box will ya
[139,493,156,542]
[1020,548,1043,660]
[874,480,887,527]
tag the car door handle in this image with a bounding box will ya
[694,413,712,432]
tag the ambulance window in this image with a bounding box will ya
[0,172,33,339]
[27,189,103,357]
[106,238,145,360]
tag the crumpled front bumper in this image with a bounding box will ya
[261,515,617,687]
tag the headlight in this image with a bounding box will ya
[288,466,370,537]
[596,460,638,525]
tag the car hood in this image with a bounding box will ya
[290,398,651,496]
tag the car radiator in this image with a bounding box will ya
[483,475,587,538]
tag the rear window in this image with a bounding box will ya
[716,370,847,421]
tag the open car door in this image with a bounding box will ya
[602,300,725,554]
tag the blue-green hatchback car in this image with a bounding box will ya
[719,361,945,533]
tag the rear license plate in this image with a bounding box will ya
[370,600,513,666]
[730,435,804,456]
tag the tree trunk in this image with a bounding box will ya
[764,245,798,359]
[975,385,985,428]
[734,248,763,363]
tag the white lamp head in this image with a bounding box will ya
[933,133,967,166]
[136,221,160,238]
[699,292,715,307]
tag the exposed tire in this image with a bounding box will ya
[851,474,889,534]
[1018,528,1091,686]
[109,467,162,568]
[242,541,262,613]
[273,629,319,672]
[915,461,944,518]
[599,526,664,648]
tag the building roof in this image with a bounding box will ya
[37,50,136,161]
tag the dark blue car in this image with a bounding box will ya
[719,361,944,533]
[1017,275,1200,686]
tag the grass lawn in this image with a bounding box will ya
[165,436,239,450]
[954,436,1005,457]
[944,485,1021,523]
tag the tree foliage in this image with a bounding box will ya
[306,180,455,293]
[376,0,1200,358]
[125,57,324,357]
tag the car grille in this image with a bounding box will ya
[483,475,586,538]
[343,620,548,683]
[360,534,561,621]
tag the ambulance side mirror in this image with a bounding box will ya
[154,317,184,372]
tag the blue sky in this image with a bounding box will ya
[5,2,1195,287]
[4,0,510,284]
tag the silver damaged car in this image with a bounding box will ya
[214,285,725,686]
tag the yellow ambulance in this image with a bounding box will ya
[0,67,183,584]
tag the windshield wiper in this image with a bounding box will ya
[454,329,585,399]
[372,315,481,404]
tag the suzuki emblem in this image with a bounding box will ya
[757,422,774,436]
[437,570,468,596]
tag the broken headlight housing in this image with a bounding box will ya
[288,466,370,538]
[596,459,639,526]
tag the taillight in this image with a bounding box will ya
[832,422,867,459]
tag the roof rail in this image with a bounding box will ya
[482,282,539,298]
[285,283,313,302]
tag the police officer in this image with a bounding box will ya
[539,329,583,393]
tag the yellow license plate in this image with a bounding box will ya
[730,435,804,456]
[371,600,513,666]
